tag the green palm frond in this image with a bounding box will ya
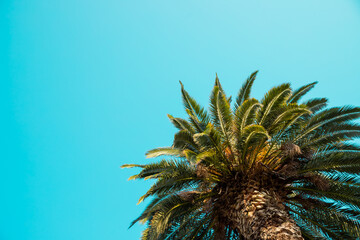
[214,73,225,95]
[294,106,360,143]
[168,114,195,134]
[137,166,199,204]
[302,151,360,173]
[215,89,233,137]
[180,81,210,125]
[146,147,184,158]
[269,104,312,135]
[303,98,328,113]
[257,83,292,129]
[209,85,221,129]
[235,98,261,133]
[288,82,318,104]
[173,130,199,151]
[235,70,258,110]
[238,124,270,165]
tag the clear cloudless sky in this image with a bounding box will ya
[1,0,360,239]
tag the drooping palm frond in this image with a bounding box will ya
[123,72,360,240]
[303,98,328,113]
[288,82,318,104]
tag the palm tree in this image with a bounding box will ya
[123,71,360,240]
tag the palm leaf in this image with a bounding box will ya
[146,147,184,158]
[180,81,210,127]
[288,82,318,103]
[235,70,258,110]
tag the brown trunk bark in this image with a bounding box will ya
[223,186,304,240]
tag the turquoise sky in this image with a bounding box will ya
[2,0,360,239]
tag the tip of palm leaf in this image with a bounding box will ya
[215,74,221,86]
[185,109,193,116]
[129,219,141,229]
[121,164,141,168]
[145,150,154,158]
[145,152,156,158]
[128,175,138,180]
[137,195,146,205]
[249,70,259,79]
[139,219,147,224]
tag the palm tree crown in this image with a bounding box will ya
[123,72,360,240]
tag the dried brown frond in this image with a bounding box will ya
[277,159,302,177]
[281,142,302,159]
[301,147,315,161]
[196,163,210,179]
[178,191,200,202]
[202,198,213,213]
[304,173,330,191]
[291,194,325,210]
[224,146,235,162]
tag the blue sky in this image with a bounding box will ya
[1,0,360,239]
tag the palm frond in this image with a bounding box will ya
[234,98,261,133]
[146,147,184,158]
[168,114,195,134]
[180,81,210,129]
[235,71,258,110]
[173,130,199,152]
[303,98,328,113]
[288,82,318,104]
[258,83,292,129]
[294,106,360,143]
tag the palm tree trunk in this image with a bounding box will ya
[223,186,304,240]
